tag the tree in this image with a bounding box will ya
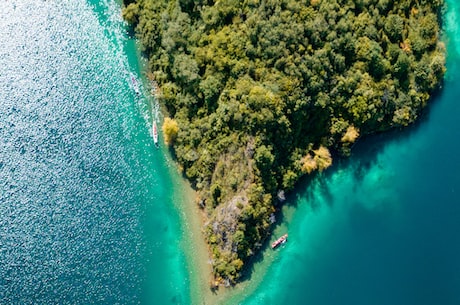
[341,126,360,143]
[172,54,200,85]
[162,117,179,145]
[384,14,404,42]
[313,146,332,172]
[122,3,140,25]
[394,50,411,80]
[124,0,446,286]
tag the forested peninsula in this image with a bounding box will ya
[122,0,445,286]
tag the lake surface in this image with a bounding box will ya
[1,1,459,305]
[0,1,190,304]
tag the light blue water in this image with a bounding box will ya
[0,1,189,304]
[235,1,460,304]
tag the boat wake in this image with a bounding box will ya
[152,98,160,147]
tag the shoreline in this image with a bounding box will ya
[131,44,282,305]
[122,17,218,303]
[126,11,279,303]
[171,161,293,304]
[166,156,239,304]
[136,53,300,305]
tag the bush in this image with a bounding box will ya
[162,117,179,145]
[341,126,360,143]
[313,146,333,172]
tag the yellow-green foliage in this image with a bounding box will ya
[162,117,179,146]
[121,3,139,25]
[313,146,333,172]
[301,153,317,174]
[341,126,360,143]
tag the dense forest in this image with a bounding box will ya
[122,0,445,286]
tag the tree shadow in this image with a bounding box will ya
[236,87,445,284]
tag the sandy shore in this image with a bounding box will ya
[162,153,215,304]
[135,52,265,304]
[166,155,286,304]
[132,51,222,304]
[166,155,256,305]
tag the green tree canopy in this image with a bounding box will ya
[124,0,445,286]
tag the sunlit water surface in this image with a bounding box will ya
[0,1,189,304]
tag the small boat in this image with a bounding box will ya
[130,73,140,95]
[271,234,288,249]
[153,121,159,147]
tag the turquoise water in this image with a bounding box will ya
[1,1,459,305]
[0,1,189,304]
[234,1,460,304]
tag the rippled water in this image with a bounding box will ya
[0,1,189,304]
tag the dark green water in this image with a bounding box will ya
[1,1,459,305]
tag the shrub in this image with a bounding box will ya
[162,117,179,145]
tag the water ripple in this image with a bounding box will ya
[0,1,151,304]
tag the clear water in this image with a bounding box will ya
[1,1,459,305]
[233,1,460,304]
